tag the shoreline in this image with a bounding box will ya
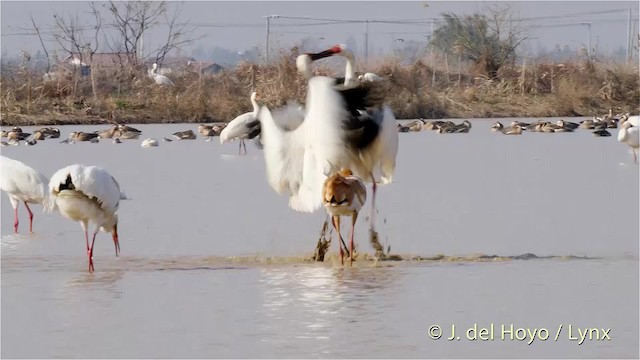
[0,112,602,127]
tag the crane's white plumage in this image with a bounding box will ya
[150,63,174,86]
[259,76,397,213]
[358,72,383,82]
[220,91,261,154]
[618,121,640,163]
[259,100,327,212]
[0,155,49,233]
[624,115,639,127]
[48,164,125,272]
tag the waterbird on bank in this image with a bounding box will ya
[48,164,126,272]
[141,138,159,147]
[114,129,141,140]
[172,130,196,140]
[492,122,522,135]
[404,119,426,132]
[7,129,30,141]
[358,72,383,82]
[98,125,119,139]
[70,131,99,142]
[322,169,367,266]
[220,91,262,155]
[33,131,45,141]
[0,156,49,233]
[150,63,174,86]
[39,127,60,138]
[556,120,579,130]
[592,129,611,137]
[617,121,639,163]
[580,119,595,129]
[505,124,524,135]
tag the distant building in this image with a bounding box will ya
[187,60,224,75]
[60,53,134,76]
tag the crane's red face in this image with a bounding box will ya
[329,45,343,54]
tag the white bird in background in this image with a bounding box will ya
[150,63,174,86]
[48,164,126,272]
[0,156,49,233]
[141,138,159,147]
[220,91,262,155]
[358,72,383,82]
[618,120,639,163]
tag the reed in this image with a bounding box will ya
[1,48,638,126]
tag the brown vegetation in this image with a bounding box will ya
[1,48,638,126]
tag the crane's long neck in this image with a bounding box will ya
[344,57,355,87]
[251,96,259,116]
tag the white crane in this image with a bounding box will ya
[150,63,174,86]
[258,75,397,214]
[618,121,639,163]
[47,164,126,272]
[220,91,262,155]
[0,156,49,233]
[293,44,398,222]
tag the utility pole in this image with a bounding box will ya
[365,20,369,65]
[627,8,632,63]
[265,14,278,64]
[430,18,435,88]
[582,22,591,58]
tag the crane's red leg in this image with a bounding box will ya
[88,232,97,272]
[24,202,34,233]
[350,213,358,266]
[332,216,344,265]
[112,224,120,256]
[370,173,377,230]
[13,207,19,233]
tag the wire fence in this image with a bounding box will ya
[2,8,639,65]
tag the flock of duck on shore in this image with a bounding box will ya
[398,110,633,137]
[0,123,229,146]
[1,110,631,144]
[1,110,638,163]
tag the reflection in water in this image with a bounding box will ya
[257,264,402,356]
[0,233,45,253]
[62,270,126,303]
[260,265,344,342]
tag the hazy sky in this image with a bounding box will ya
[1,1,639,60]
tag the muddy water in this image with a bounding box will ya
[1,119,638,358]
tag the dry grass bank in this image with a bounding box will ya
[1,49,638,126]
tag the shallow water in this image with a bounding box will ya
[1,119,638,358]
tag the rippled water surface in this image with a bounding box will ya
[1,119,638,358]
